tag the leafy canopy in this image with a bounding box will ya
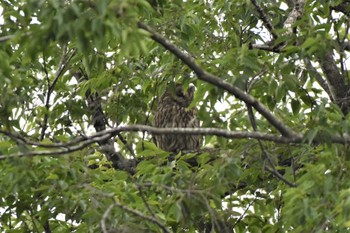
[1,0,350,232]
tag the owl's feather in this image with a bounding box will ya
[153,84,201,152]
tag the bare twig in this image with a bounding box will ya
[246,80,296,187]
[137,186,156,219]
[137,22,298,138]
[100,204,114,233]
[40,47,76,140]
[265,166,297,187]
[232,197,257,228]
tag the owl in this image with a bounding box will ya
[152,83,201,152]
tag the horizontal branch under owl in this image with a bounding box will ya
[1,125,350,160]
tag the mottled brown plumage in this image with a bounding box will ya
[153,84,201,152]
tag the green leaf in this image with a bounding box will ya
[291,99,301,115]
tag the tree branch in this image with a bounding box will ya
[2,125,350,162]
[283,0,306,35]
[250,0,306,51]
[112,199,171,233]
[100,204,114,233]
[0,32,31,43]
[250,0,278,39]
[303,58,333,100]
[137,22,298,138]
[232,197,257,228]
[75,71,131,171]
[318,51,348,113]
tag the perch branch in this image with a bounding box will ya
[2,125,350,161]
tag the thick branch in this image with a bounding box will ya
[75,71,131,171]
[318,51,348,113]
[137,22,298,138]
[283,0,306,35]
[2,125,350,161]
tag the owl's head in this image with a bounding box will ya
[159,83,195,108]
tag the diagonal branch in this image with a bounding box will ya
[137,22,299,138]
[112,199,171,233]
[318,51,348,113]
[250,0,278,39]
[303,58,333,100]
[100,204,114,233]
[245,82,296,187]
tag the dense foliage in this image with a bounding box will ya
[1,0,350,232]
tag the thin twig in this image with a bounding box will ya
[246,78,296,187]
[40,47,76,140]
[100,204,114,233]
[137,185,156,218]
[232,197,257,228]
[113,199,171,233]
[0,32,31,43]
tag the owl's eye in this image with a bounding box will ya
[175,86,185,98]
[176,91,185,98]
